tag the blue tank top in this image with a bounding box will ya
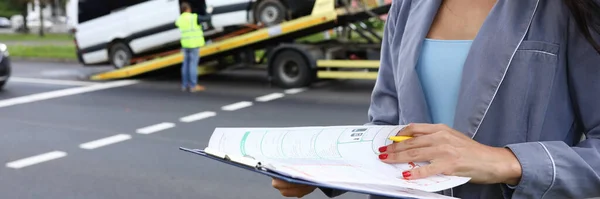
[415,39,473,127]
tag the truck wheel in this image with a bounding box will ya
[255,0,286,26]
[272,50,313,88]
[109,42,132,69]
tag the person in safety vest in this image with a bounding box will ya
[175,2,210,92]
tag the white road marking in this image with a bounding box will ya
[284,88,307,94]
[6,151,67,169]
[256,93,285,102]
[9,77,97,86]
[180,111,217,123]
[80,134,132,150]
[0,80,138,109]
[136,122,176,135]
[222,101,253,111]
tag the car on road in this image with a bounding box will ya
[73,0,317,69]
[0,43,10,90]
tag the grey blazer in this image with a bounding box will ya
[323,0,600,198]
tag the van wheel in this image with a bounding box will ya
[109,42,132,69]
[255,0,286,26]
[271,50,313,88]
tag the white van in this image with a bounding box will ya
[74,0,316,68]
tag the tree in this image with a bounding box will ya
[9,0,30,33]
[39,0,46,37]
[36,0,55,37]
[8,0,53,36]
[50,0,64,17]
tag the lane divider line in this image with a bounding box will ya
[180,111,217,123]
[136,122,176,135]
[284,88,307,94]
[6,151,67,169]
[80,134,132,150]
[0,80,139,109]
[256,93,285,102]
[9,77,98,86]
[3,83,315,170]
[222,101,253,111]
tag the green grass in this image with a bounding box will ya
[8,45,77,60]
[0,33,77,60]
[256,50,266,59]
[0,33,73,42]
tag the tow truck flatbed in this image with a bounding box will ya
[90,0,390,88]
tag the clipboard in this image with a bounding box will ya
[179,147,321,186]
[179,147,452,199]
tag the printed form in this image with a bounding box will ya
[206,125,470,198]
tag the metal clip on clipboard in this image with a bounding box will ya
[204,147,274,171]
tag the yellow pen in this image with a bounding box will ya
[388,136,413,142]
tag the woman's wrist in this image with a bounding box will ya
[495,147,522,186]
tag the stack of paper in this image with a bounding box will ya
[181,125,470,199]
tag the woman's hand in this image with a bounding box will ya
[378,123,522,185]
[272,178,316,198]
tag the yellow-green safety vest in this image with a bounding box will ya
[176,12,206,48]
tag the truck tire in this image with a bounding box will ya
[109,42,132,69]
[255,0,286,26]
[271,50,313,88]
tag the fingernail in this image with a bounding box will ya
[378,154,388,160]
[378,146,387,153]
[402,171,411,179]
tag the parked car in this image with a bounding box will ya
[9,15,54,32]
[26,18,54,31]
[0,43,10,90]
[73,0,317,68]
[0,17,11,28]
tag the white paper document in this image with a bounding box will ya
[205,125,470,199]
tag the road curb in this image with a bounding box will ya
[10,57,79,63]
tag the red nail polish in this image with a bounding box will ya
[378,146,387,153]
[379,154,388,160]
[402,171,411,179]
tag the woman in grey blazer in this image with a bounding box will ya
[272,0,600,198]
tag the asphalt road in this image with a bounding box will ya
[0,61,376,199]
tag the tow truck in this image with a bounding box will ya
[90,0,390,88]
